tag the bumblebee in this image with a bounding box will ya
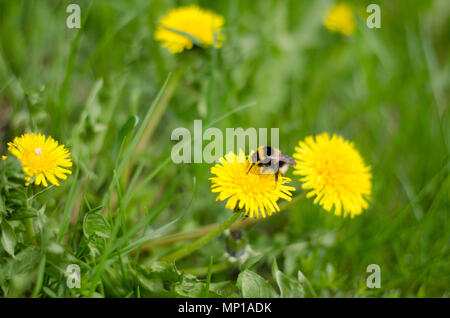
[247,146,297,183]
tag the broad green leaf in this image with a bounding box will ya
[209,281,235,298]
[7,207,38,220]
[83,212,111,256]
[1,220,16,256]
[240,253,264,270]
[298,269,317,297]
[174,273,204,298]
[146,261,181,282]
[6,247,40,276]
[6,189,27,206]
[83,212,111,239]
[272,259,305,298]
[237,269,278,298]
[135,273,169,296]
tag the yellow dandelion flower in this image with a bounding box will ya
[155,5,225,54]
[323,3,356,36]
[6,133,72,187]
[209,150,295,219]
[293,133,372,218]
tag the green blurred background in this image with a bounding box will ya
[0,0,448,297]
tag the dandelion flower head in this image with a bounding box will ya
[323,3,356,36]
[155,5,225,54]
[293,133,371,218]
[210,150,295,219]
[6,133,72,187]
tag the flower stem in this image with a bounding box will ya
[162,212,242,263]
[142,193,306,251]
[25,218,34,243]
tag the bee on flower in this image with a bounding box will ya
[209,150,295,219]
[293,133,372,218]
[4,133,72,187]
[154,5,225,54]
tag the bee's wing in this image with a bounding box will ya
[279,153,297,166]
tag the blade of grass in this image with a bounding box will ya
[31,252,46,298]
[57,167,80,243]
[115,176,197,258]
[58,1,92,131]
[135,68,184,154]
[101,73,172,209]
[88,2,150,67]
[121,101,256,207]
[141,193,305,250]
[203,256,214,297]
[162,212,242,263]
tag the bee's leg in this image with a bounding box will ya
[247,163,255,174]
[274,172,279,188]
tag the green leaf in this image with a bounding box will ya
[272,259,305,298]
[5,246,40,277]
[135,273,169,296]
[174,273,205,298]
[83,212,111,239]
[209,281,235,297]
[237,269,278,298]
[5,189,27,207]
[146,261,181,282]
[298,269,317,297]
[8,207,38,220]
[1,156,25,181]
[83,211,112,256]
[83,208,112,257]
[1,220,16,256]
[240,253,264,271]
[0,195,5,214]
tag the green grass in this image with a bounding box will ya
[0,0,449,298]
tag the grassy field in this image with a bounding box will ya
[0,0,448,298]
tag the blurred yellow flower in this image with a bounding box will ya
[155,5,225,54]
[210,150,295,219]
[7,133,72,187]
[293,133,371,218]
[323,3,356,36]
